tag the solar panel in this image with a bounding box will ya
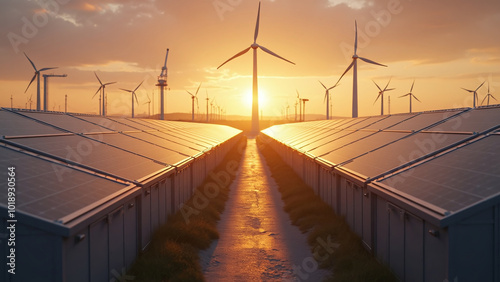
[0,110,64,136]
[21,111,113,133]
[388,109,465,131]
[362,114,418,130]
[9,134,167,180]
[307,130,375,157]
[380,135,500,212]
[428,107,500,133]
[73,115,138,132]
[0,146,128,222]
[341,132,469,177]
[319,131,410,164]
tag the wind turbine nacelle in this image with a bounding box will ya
[352,54,359,59]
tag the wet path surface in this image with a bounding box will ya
[200,138,328,281]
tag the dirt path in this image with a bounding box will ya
[200,138,329,281]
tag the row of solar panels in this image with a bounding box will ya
[262,106,500,218]
[0,109,242,223]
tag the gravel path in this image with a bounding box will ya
[200,138,329,281]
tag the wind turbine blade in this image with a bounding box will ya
[373,80,382,92]
[195,82,202,96]
[327,85,338,91]
[335,60,355,85]
[481,95,488,106]
[461,87,473,93]
[94,72,103,85]
[414,95,422,103]
[24,74,37,93]
[410,79,415,93]
[399,93,411,98]
[323,92,328,104]
[186,90,194,97]
[134,81,144,92]
[384,77,392,90]
[258,45,295,65]
[104,82,116,86]
[359,57,387,67]
[217,47,251,69]
[254,1,261,44]
[373,94,381,105]
[319,80,327,90]
[24,52,37,71]
[146,93,151,103]
[476,81,485,92]
[39,67,58,72]
[134,93,139,104]
[93,86,103,98]
[120,88,132,93]
[296,89,300,99]
[354,20,358,55]
[385,88,395,92]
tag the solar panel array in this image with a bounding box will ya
[0,109,242,223]
[262,107,500,215]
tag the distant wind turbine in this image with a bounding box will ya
[480,82,497,106]
[120,81,143,118]
[296,90,302,121]
[186,83,202,121]
[373,78,395,116]
[336,21,387,118]
[319,81,339,120]
[93,72,116,116]
[144,93,151,117]
[23,52,57,111]
[399,80,421,113]
[217,1,295,133]
[461,81,485,108]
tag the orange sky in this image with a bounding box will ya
[1,0,500,119]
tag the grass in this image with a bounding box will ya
[129,136,246,281]
[256,136,397,282]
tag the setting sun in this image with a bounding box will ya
[244,88,268,109]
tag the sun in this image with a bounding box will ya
[244,88,268,109]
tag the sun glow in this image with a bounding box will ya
[244,88,268,109]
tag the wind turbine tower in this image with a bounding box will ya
[42,73,67,111]
[302,98,309,121]
[336,21,387,118]
[217,1,295,134]
[157,48,170,120]
[206,90,209,122]
[186,83,201,121]
[24,52,57,111]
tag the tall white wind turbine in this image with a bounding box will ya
[372,78,394,116]
[186,83,202,121]
[336,21,387,118]
[93,72,116,116]
[217,1,295,133]
[399,80,421,113]
[461,81,485,108]
[120,81,143,118]
[319,81,339,120]
[24,52,57,111]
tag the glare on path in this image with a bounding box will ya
[200,138,329,281]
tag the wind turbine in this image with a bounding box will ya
[217,1,295,133]
[461,81,485,108]
[319,81,339,120]
[481,82,497,106]
[144,93,152,117]
[373,78,395,116]
[206,90,210,122]
[399,80,421,113]
[336,21,387,118]
[186,83,202,121]
[120,81,143,118]
[296,90,302,121]
[93,72,116,117]
[27,93,33,110]
[23,52,57,111]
